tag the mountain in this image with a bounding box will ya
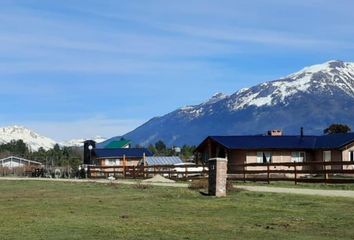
[60,136,107,147]
[124,60,354,146]
[0,125,107,150]
[0,125,56,151]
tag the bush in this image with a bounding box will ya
[134,183,152,190]
[188,179,208,190]
[226,180,235,193]
[189,179,235,193]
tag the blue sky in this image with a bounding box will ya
[1,0,353,141]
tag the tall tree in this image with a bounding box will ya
[324,124,351,134]
[155,140,167,153]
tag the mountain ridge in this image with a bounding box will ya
[123,60,354,146]
[0,125,107,150]
[0,125,56,151]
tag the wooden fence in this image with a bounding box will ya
[228,161,354,184]
[0,166,36,177]
[87,165,208,179]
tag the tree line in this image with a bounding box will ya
[0,140,82,169]
[146,140,196,160]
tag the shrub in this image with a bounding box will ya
[188,179,208,190]
[134,183,152,190]
[226,180,235,193]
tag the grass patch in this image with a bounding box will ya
[0,180,354,239]
[234,180,354,190]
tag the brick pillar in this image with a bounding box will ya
[208,158,228,197]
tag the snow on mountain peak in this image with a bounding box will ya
[0,125,56,151]
[227,60,354,110]
[205,92,228,104]
[287,60,351,78]
[60,136,107,147]
[178,92,228,119]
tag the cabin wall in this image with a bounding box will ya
[98,158,140,166]
[341,143,354,170]
[227,150,314,173]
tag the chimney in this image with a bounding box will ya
[300,127,304,137]
[267,129,283,136]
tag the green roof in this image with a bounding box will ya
[104,140,131,149]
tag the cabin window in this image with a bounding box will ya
[106,159,119,166]
[349,151,354,162]
[256,152,272,163]
[291,152,306,162]
[323,151,331,162]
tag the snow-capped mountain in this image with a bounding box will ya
[227,60,354,110]
[124,60,354,146]
[0,125,56,151]
[60,136,107,147]
[0,125,108,150]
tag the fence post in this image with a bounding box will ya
[267,164,270,184]
[324,161,328,184]
[208,158,228,197]
[123,155,126,178]
[243,163,246,183]
[294,163,297,185]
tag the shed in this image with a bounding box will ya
[0,156,42,169]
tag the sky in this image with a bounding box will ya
[0,0,354,141]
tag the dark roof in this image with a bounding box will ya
[93,148,153,158]
[315,133,354,149]
[198,132,354,150]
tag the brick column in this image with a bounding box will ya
[208,158,228,197]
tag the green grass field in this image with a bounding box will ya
[0,180,354,240]
[234,180,354,190]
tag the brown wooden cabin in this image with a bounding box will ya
[195,132,354,174]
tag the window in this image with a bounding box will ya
[349,151,354,162]
[323,151,331,162]
[291,152,306,162]
[105,159,120,166]
[257,152,272,163]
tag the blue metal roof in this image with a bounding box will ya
[93,148,153,158]
[145,156,183,166]
[314,133,354,149]
[204,133,354,150]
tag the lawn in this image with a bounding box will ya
[0,180,354,240]
[234,180,354,190]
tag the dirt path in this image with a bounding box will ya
[2,177,354,198]
[0,177,189,188]
[236,185,354,198]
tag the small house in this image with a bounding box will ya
[195,131,354,173]
[92,148,153,167]
[0,156,42,169]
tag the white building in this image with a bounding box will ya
[0,156,42,169]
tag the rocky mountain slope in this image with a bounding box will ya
[124,60,354,146]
